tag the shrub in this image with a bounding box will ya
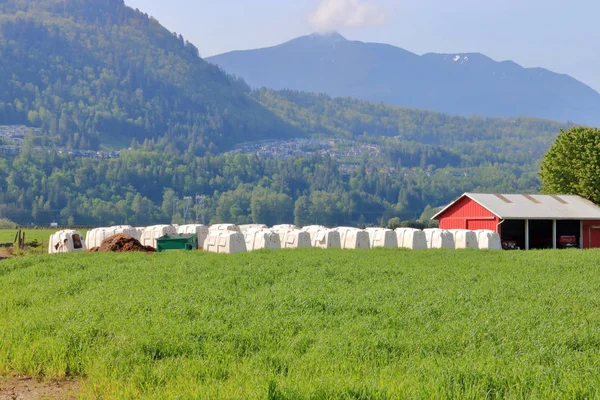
[0,218,17,229]
[387,217,401,230]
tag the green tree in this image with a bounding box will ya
[387,217,401,230]
[294,196,311,227]
[0,218,16,229]
[540,127,600,203]
[419,205,440,223]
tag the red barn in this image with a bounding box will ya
[432,193,600,250]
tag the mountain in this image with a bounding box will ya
[0,2,569,156]
[0,1,577,227]
[208,33,600,126]
[0,0,302,154]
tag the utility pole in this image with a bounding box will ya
[172,196,179,220]
[183,196,193,223]
[195,195,207,225]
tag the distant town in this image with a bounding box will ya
[223,137,475,178]
[224,138,381,160]
[0,126,474,179]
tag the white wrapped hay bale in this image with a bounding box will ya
[366,228,398,248]
[335,227,370,250]
[244,229,281,251]
[311,229,341,249]
[423,229,455,249]
[279,229,312,249]
[449,229,479,249]
[85,227,105,249]
[49,230,86,254]
[301,225,327,241]
[208,224,241,233]
[85,225,139,249]
[395,228,428,250]
[140,225,177,249]
[272,225,297,242]
[301,225,326,231]
[476,230,502,250]
[118,225,141,240]
[239,224,268,232]
[203,231,247,254]
[272,224,297,231]
[177,225,209,249]
[134,227,146,238]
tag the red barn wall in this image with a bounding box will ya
[438,196,501,232]
[582,221,600,249]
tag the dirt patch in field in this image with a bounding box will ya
[0,376,79,399]
[87,234,155,253]
[0,248,12,260]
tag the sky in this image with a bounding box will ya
[125,0,600,92]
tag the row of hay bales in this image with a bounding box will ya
[203,225,502,253]
[48,225,502,254]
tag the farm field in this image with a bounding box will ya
[0,229,59,244]
[1,249,600,398]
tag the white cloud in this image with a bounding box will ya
[309,0,385,32]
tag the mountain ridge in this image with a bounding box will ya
[208,33,600,125]
[0,0,576,227]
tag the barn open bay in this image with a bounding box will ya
[2,249,600,398]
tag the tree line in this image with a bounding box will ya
[0,142,542,227]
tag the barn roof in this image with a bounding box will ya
[432,193,600,220]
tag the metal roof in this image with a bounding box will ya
[432,193,600,220]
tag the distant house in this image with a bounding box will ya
[432,193,600,250]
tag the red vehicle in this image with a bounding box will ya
[559,235,578,248]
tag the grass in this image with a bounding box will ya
[1,248,600,398]
[0,229,58,244]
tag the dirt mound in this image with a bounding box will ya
[0,248,12,260]
[0,375,79,399]
[96,234,155,253]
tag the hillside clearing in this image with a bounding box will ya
[1,249,600,398]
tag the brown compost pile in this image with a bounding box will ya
[86,234,155,253]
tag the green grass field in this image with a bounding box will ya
[1,249,600,398]
[0,229,57,244]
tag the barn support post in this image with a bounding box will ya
[525,219,530,250]
[552,220,557,249]
[580,221,584,249]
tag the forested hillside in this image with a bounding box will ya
[0,0,300,154]
[254,89,567,166]
[0,0,573,226]
[0,0,568,157]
